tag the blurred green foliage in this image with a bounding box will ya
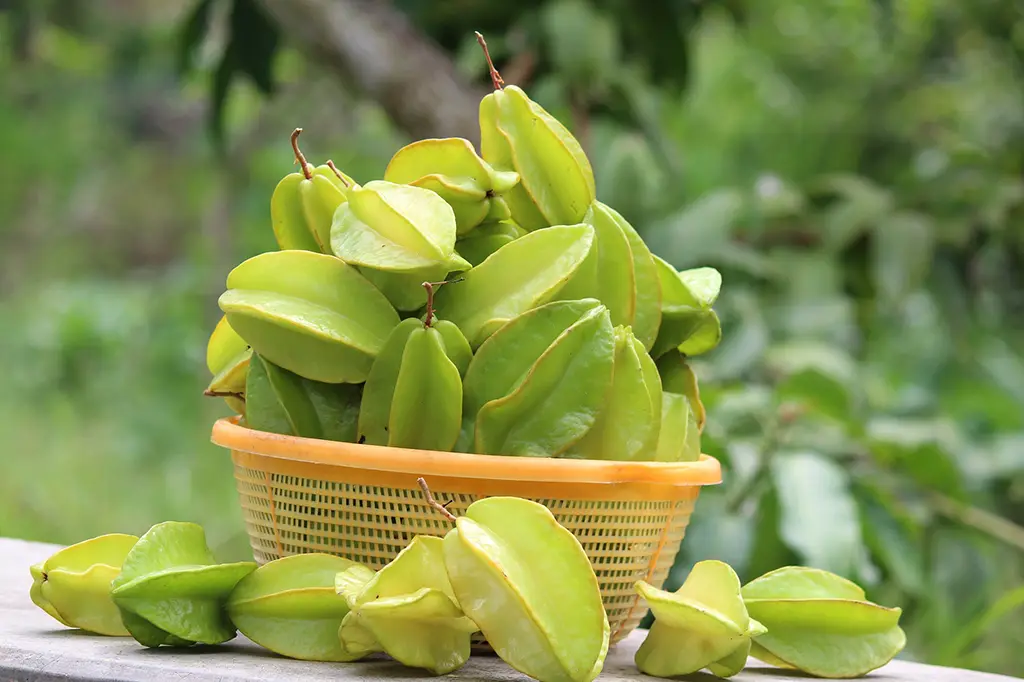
[1,0,1022,675]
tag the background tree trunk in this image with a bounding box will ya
[256,0,485,145]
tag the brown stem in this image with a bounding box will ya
[204,389,245,401]
[417,477,457,523]
[290,128,313,180]
[421,279,462,327]
[475,31,505,90]
[326,160,351,187]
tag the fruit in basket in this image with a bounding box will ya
[225,553,365,661]
[460,298,615,456]
[558,202,662,351]
[741,566,906,678]
[204,316,249,414]
[651,257,723,359]
[564,325,661,460]
[219,250,400,384]
[655,392,702,462]
[29,533,138,636]
[476,33,595,231]
[244,353,361,441]
[440,493,609,682]
[634,560,765,678]
[357,283,469,451]
[454,219,526,266]
[110,522,256,647]
[657,350,707,434]
[330,179,472,311]
[270,128,352,253]
[337,536,478,674]
[432,223,595,348]
[383,137,519,236]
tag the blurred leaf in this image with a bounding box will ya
[868,417,967,498]
[673,488,753,587]
[857,484,926,596]
[872,211,935,304]
[765,341,859,423]
[540,0,620,94]
[177,0,215,76]
[648,188,746,267]
[771,450,866,576]
[813,173,893,253]
[745,484,796,579]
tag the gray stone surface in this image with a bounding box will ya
[1,537,1018,682]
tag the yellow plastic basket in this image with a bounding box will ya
[211,416,721,645]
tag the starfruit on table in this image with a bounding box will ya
[383,137,520,236]
[442,496,609,682]
[225,553,366,661]
[357,310,470,451]
[564,325,661,461]
[270,128,352,253]
[454,219,526,267]
[204,315,249,414]
[459,298,615,456]
[651,255,723,359]
[476,36,595,231]
[29,533,138,636]
[634,560,765,679]
[244,352,361,442]
[432,223,595,348]
[110,522,256,647]
[741,566,906,678]
[558,201,662,351]
[330,179,471,311]
[337,535,478,674]
[218,250,400,384]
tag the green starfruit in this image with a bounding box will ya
[742,566,906,678]
[657,350,707,434]
[462,299,615,456]
[455,220,526,267]
[564,325,661,461]
[654,392,701,462]
[204,315,249,414]
[337,536,478,674]
[218,250,400,384]
[383,137,519,235]
[330,180,472,311]
[270,129,352,253]
[244,353,360,441]
[110,522,256,647]
[443,496,609,682]
[477,39,595,231]
[634,560,765,679]
[29,533,138,636]
[432,223,595,348]
[225,553,365,661]
[651,256,722,359]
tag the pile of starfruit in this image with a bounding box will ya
[206,35,718,461]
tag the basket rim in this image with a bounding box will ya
[211,417,722,486]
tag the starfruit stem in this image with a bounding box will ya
[290,128,313,180]
[417,477,457,523]
[475,31,505,90]
[421,279,462,328]
[203,389,245,401]
[326,160,351,187]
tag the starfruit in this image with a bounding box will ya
[477,36,595,231]
[564,325,661,461]
[204,316,249,414]
[270,128,352,253]
[741,566,906,678]
[433,223,595,348]
[356,310,469,452]
[225,553,365,661]
[330,180,472,311]
[634,560,765,679]
[245,353,361,442]
[657,350,707,434]
[218,250,400,384]
[337,536,478,674]
[455,220,526,267]
[461,299,615,456]
[384,137,519,236]
[110,522,256,647]
[558,202,662,351]
[443,496,609,682]
[651,256,722,358]
[654,392,702,462]
[29,533,138,636]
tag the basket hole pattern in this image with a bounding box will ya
[234,464,696,645]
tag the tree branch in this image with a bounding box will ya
[255,0,485,145]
